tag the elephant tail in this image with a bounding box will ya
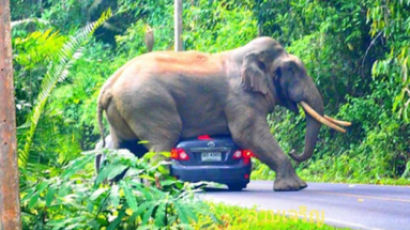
[96,61,128,147]
[97,87,112,148]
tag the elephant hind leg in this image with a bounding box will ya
[124,107,182,160]
[106,99,138,141]
[126,116,182,155]
[115,87,183,159]
[105,125,150,158]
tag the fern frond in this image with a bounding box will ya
[19,9,112,167]
[11,18,49,29]
[154,202,167,227]
[174,202,190,224]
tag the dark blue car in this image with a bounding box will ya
[95,135,253,190]
[170,135,253,191]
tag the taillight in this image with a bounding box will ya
[242,149,253,164]
[232,149,254,164]
[171,148,190,161]
[170,148,179,159]
[233,150,242,159]
[242,150,254,158]
[179,151,189,160]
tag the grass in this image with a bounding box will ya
[252,169,410,186]
[193,203,348,230]
[298,173,410,186]
[251,159,410,186]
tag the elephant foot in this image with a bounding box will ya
[273,175,307,191]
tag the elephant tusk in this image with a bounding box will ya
[299,101,346,133]
[324,115,352,127]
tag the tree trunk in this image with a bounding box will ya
[0,0,22,229]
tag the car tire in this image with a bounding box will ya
[227,183,246,191]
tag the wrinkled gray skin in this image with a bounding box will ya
[97,37,324,191]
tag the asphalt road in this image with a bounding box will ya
[198,180,410,230]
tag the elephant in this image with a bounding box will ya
[97,37,350,191]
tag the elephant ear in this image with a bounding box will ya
[241,52,269,95]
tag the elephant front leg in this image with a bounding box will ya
[228,114,307,191]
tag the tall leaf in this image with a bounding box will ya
[154,201,167,227]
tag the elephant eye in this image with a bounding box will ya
[257,61,266,71]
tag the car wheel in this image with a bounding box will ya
[227,183,246,191]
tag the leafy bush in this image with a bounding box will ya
[13,29,66,124]
[21,150,210,229]
[183,0,257,52]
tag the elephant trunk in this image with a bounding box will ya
[289,89,324,162]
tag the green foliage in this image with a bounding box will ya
[13,29,66,124]
[183,0,257,52]
[18,9,112,167]
[21,150,210,229]
[115,0,257,55]
[367,0,410,122]
[252,0,410,183]
[115,0,173,56]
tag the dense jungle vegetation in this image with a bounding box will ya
[10,0,409,228]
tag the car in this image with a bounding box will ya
[94,135,253,190]
[170,135,253,191]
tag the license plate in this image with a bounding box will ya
[201,152,222,162]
